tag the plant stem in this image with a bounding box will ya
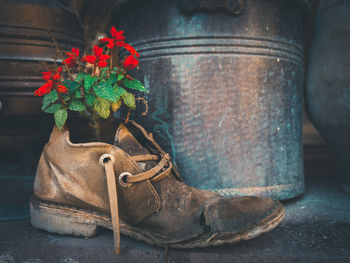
[125,108,131,124]
[56,89,67,105]
[90,113,101,141]
[115,47,119,67]
[109,48,114,72]
[47,31,74,81]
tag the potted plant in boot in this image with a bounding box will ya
[34,26,148,139]
[31,27,285,255]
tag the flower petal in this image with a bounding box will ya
[53,74,61,80]
[115,41,125,47]
[123,43,139,57]
[99,55,110,61]
[72,48,79,57]
[122,55,138,70]
[110,26,117,38]
[82,55,96,64]
[93,45,103,58]
[57,85,68,93]
[110,26,125,41]
[99,37,112,43]
[34,82,52,96]
[97,60,108,67]
[64,57,76,67]
[42,74,51,81]
[107,39,115,48]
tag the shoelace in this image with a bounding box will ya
[99,153,172,255]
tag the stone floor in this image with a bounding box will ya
[0,173,349,263]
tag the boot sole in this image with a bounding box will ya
[30,196,285,248]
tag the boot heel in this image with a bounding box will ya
[30,197,98,237]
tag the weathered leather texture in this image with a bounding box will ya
[34,126,161,225]
[34,121,282,243]
[114,122,280,243]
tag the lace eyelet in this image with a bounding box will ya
[99,154,115,167]
[118,172,133,187]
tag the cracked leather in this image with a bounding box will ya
[34,120,281,243]
[34,125,161,225]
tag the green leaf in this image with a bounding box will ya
[62,80,80,94]
[117,74,124,82]
[110,66,120,74]
[41,90,59,111]
[122,92,136,110]
[75,90,83,98]
[111,99,122,112]
[106,74,118,86]
[54,109,68,129]
[93,97,111,119]
[84,75,97,92]
[44,103,62,113]
[100,67,109,78]
[42,94,52,111]
[48,90,58,103]
[69,100,86,111]
[123,78,148,93]
[93,81,118,102]
[114,85,126,99]
[85,93,95,106]
[76,73,88,82]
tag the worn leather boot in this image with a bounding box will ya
[30,120,285,254]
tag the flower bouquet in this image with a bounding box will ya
[34,26,148,135]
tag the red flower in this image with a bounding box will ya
[34,67,67,96]
[122,43,139,57]
[34,81,53,96]
[42,71,52,81]
[123,55,139,70]
[57,85,68,94]
[111,27,125,41]
[82,46,110,67]
[64,48,79,67]
[41,67,63,82]
[99,26,125,49]
[99,37,115,48]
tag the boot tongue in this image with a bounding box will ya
[114,123,156,171]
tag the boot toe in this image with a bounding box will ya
[203,196,284,236]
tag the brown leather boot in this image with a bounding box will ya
[30,120,285,254]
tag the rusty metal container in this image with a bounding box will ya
[305,0,350,193]
[0,0,84,220]
[113,0,308,200]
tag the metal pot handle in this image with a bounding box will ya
[178,0,245,15]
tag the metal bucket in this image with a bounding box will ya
[112,0,308,200]
[0,0,84,220]
[305,0,350,193]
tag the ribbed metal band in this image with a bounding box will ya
[127,36,304,66]
[0,24,84,51]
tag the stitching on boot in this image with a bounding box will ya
[145,180,161,214]
[119,151,161,222]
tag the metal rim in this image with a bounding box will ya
[99,154,115,167]
[118,172,133,187]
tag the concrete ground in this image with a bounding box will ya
[0,173,349,263]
